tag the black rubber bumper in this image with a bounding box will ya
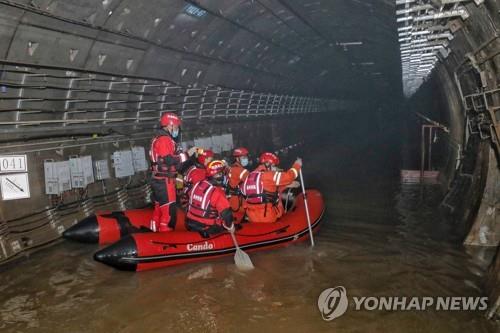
[63,215,99,243]
[93,236,138,271]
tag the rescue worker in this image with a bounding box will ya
[227,147,250,213]
[149,112,196,232]
[179,149,214,207]
[183,149,214,190]
[186,160,235,238]
[241,152,302,223]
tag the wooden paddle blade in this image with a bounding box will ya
[234,249,254,270]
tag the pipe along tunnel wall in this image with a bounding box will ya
[0,0,498,320]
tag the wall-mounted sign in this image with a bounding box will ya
[0,155,27,173]
[0,173,30,200]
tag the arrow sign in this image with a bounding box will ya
[1,173,30,200]
[6,178,24,192]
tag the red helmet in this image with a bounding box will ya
[160,112,182,127]
[259,152,279,165]
[206,160,226,177]
[233,147,249,157]
[197,149,214,165]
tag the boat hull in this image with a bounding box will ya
[94,190,325,271]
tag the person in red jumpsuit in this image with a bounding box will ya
[241,152,302,223]
[183,149,214,190]
[186,160,234,238]
[149,112,195,232]
[227,147,250,213]
[178,149,214,207]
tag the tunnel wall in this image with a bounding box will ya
[410,0,499,318]
[0,0,371,264]
[0,114,323,266]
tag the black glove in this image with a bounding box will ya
[220,209,234,232]
[163,155,178,167]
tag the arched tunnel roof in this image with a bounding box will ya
[0,0,401,100]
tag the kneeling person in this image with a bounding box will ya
[186,160,234,238]
[241,152,302,223]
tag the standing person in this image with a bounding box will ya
[241,152,302,223]
[227,147,250,213]
[149,112,195,232]
[186,160,234,238]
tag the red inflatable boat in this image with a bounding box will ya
[63,207,189,245]
[94,190,325,271]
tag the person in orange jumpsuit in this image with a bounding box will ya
[149,113,196,232]
[227,147,250,213]
[241,152,302,223]
[186,160,234,238]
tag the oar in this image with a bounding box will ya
[229,228,254,270]
[299,168,315,247]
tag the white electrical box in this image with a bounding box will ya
[221,134,233,152]
[44,160,72,194]
[132,146,149,172]
[210,135,223,153]
[94,159,111,180]
[194,137,214,151]
[82,156,95,185]
[179,141,194,152]
[44,160,59,195]
[56,161,72,192]
[69,156,95,188]
[112,150,135,178]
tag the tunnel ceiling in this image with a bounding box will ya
[0,0,402,100]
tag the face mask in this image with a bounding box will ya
[240,157,249,167]
[270,166,278,172]
[171,128,179,138]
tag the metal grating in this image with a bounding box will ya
[0,61,353,132]
[395,0,484,97]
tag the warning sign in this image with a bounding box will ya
[0,173,30,200]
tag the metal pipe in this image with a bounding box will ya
[428,126,433,171]
[421,124,426,182]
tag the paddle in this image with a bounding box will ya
[229,228,254,270]
[299,168,315,247]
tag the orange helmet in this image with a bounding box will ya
[160,112,182,127]
[232,147,249,157]
[259,152,279,165]
[206,160,226,177]
[197,149,214,165]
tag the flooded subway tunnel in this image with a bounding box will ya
[0,0,499,332]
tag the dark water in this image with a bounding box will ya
[0,114,498,332]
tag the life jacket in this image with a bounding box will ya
[240,171,278,205]
[149,134,184,178]
[188,181,219,219]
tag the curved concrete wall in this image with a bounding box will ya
[409,0,499,317]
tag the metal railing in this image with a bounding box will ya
[0,61,342,131]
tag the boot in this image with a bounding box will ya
[150,202,161,232]
[158,203,173,232]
